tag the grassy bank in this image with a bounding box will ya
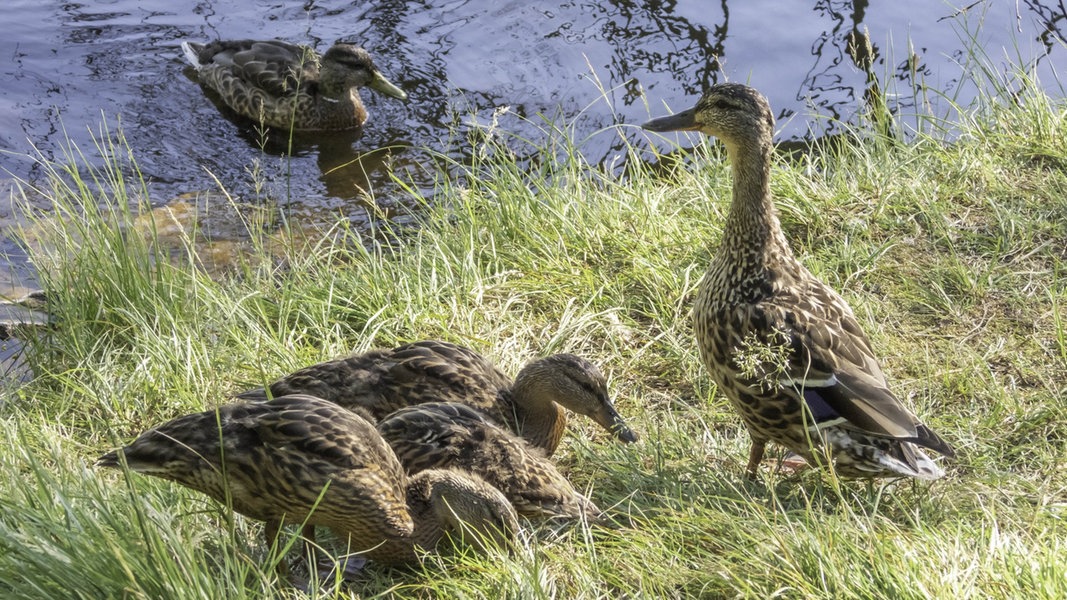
[0,72,1064,598]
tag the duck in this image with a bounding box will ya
[236,340,639,456]
[181,39,407,131]
[0,288,49,341]
[95,394,518,568]
[377,401,600,521]
[642,83,954,480]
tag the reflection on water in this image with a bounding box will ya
[0,0,1063,294]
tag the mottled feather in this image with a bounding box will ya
[96,394,516,565]
[378,402,600,520]
[643,83,954,479]
[181,39,407,131]
[237,340,638,455]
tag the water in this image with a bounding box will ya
[0,0,1064,297]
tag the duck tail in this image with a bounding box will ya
[893,442,946,480]
[827,430,948,480]
[181,41,204,69]
[914,423,955,458]
[849,443,947,480]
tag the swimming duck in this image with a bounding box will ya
[642,83,954,479]
[0,289,49,341]
[378,402,600,520]
[236,340,638,456]
[181,39,407,131]
[96,394,517,567]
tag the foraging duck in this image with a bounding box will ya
[378,402,600,520]
[181,39,407,131]
[96,394,517,566]
[642,83,954,479]
[236,340,638,456]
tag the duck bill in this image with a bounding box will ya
[593,403,639,443]
[368,71,408,100]
[641,106,699,132]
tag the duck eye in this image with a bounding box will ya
[706,98,732,110]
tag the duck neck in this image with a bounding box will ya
[719,136,794,269]
[308,87,366,128]
[315,61,347,99]
[508,385,567,456]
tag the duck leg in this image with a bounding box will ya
[745,439,767,479]
[301,524,318,569]
[263,519,291,580]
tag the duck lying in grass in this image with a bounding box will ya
[181,39,407,131]
[642,83,955,480]
[237,340,639,456]
[96,394,517,569]
[378,402,601,521]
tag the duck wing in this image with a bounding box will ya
[371,341,512,419]
[379,402,596,519]
[237,341,513,421]
[242,394,413,535]
[755,278,954,457]
[193,39,320,98]
[375,401,488,471]
[235,349,392,410]
[248,394,402,473]
[388,341,510,394]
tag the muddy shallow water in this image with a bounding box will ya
[0,0,1064,298]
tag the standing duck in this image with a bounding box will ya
[642,83,954,479]
[96,394,517,567]
[181,39,407,131]
[378,402,601,521]
[237,340,638,456]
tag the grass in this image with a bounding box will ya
[0,60,1065,598]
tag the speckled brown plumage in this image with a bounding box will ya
[237,340,638,455]
[181,39,407,131]
[378,402,600,520]
[96,394,517,566]
[643,83,955,480]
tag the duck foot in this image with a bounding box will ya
[315,554,369,583]
[771,452,810,475]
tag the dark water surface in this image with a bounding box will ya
[1,0,1064,296]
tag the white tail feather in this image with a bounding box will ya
[180,41,202,69]
[825,430,946,480]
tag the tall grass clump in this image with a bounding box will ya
[1,52,1064,598]
[9,126,264,432]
